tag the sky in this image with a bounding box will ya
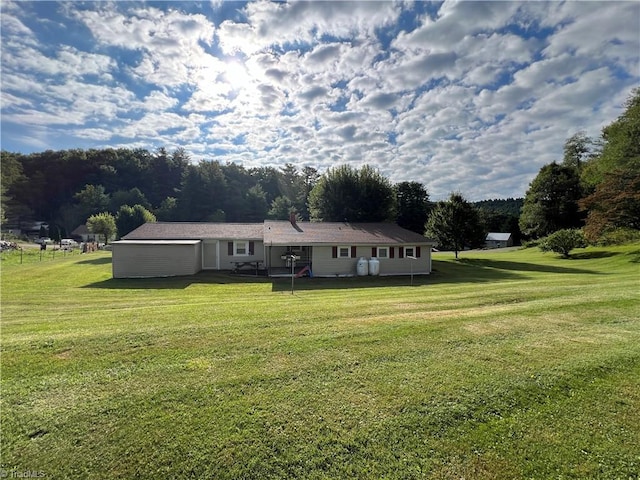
[1,1,638,201]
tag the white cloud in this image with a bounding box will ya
[2,44,115,80]
[543,2,639,61]
[75,5,215,87]
[2,1,638,200]
[142,90,180,111]
[72,127,115,141]
[0,8,37,45]
[119,111,200,139]
[393,0,521,52]
[218,1,399,55]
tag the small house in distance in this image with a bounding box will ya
[111,219,436,279]
[71,224,97,243]
[485,232,514,249]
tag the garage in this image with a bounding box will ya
[112,240,202,278]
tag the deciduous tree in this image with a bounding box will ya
[582,88,640,188]
[74,184,110,219]
[579,88,640,242]
[0,151,26,225]
[110,188,151,213]
[580,168,640,242]
[426,193,485,259]
[563,131,595,172]
[87,212,116,244]
[395,181,431,234]
[519,162,583,238]
[155,197,178,221]
[116,205,156,239]
[309,164,395,222]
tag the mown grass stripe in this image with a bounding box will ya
[1,244,639,479]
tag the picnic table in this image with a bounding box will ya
[231,260,263,275]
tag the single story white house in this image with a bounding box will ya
[71,224,97,243]
[485,232,514,249]
[112,219,436,279]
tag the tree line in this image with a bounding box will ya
[519,88,640,247]
[1,148,322,237]
[0,143,521,246]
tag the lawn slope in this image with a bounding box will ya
[1,245,639,479]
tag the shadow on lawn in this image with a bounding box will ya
[570,251,621,260]
[84,270,270,290]
[271,275,432,292]
[456,258,602,275]
[77,257,112,265]
[627,249,640,263]
[271,257,603,292]
[84,257,603,291]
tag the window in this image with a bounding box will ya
[229,241,254,256]
[235,241,248,255]
[332,246,356,258]
[403,246,421,258]
[377,247,389,258]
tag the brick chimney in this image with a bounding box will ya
[289,211,297,226]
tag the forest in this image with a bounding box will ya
[1,148,316,235]
[0,145,521,241]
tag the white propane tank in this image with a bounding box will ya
[357,257,369,276]
[368,257,380,276]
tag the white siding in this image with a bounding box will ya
[377,255,430,275]
[112,241,201,278]
[219,240,265,270]
[311,246,358,276]
[311,245,432,277]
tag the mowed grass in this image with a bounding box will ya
[0,244,82,267]
[1,245,639,479]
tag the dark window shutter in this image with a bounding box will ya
[372,247,376,257]
[399,247,404,258]
[390,247,395,259]
[228,241,233,256]
[351,246,357,258]
[416,246,421,258]
[249,241,255,255]
[332,246,338,258]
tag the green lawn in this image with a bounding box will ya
[1,245,639,479]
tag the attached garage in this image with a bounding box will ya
[112,240,202,278]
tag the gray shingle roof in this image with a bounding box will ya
[71,224,89,235]
[264,220,435,245]
[123,222,264,240]
[123,221,435,245]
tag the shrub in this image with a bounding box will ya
[521,239,541,249]
[595,227,640,246]
[539,229,587,258]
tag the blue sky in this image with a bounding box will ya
[1,1,638,200]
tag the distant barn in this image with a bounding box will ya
[485,232,514,249]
